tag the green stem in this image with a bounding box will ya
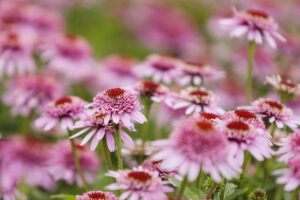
[67,130,88,189]
[220,179,227,200]
[280,95,288,104]
[115,125,123,169]
[274,185,283,200]
[270,123,277,137]
[175,175,188,200]
[196,169,204,188]
[291,186,300,200]
[206,182,218,199]
[239,152,251,187]
[142,98,152,148]
[102,139,113,170]
[246,41,256,104]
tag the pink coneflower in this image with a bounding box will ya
[219,8,286,48]
[122,139,157,157]
[219,120,273,165]
[276,130,300,162]
[222,110,266,130]
[48,140,100,187]
[134,80,170,103]
[41,34,95,83]
[106,167,172,200]
[0,31,35,78]
[178,62,224,86]
[135,54,183,84]
[172,87,224,115]
[3,74,64,116]
[198,112,221,122]
[274,155,300,191]
[266,75,300,97]
[141,159,178,180]
[91,88,146,128]
[76,191,117,200]
[241,98,300,129]
[71,111,133,152]
[0,136,55,191]
[154,117,241,182]
[35,96,86,131]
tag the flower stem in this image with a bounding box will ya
[102,139,113,170]
[195,169,205,188]
[142,98,152,148]
[115,125,123,169]
[239,151,251,187]
[246,41,256,105]
[220,179,227,200]
[270,123,277,137]
[67,130,89,189]
[291,186,300,200]
[175,175,188,200]
[206,182,218,199]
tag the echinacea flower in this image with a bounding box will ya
[172,87,224,115]
[198,112,221,122]
[106,167,172,200]
[154,117,241,182]
[0,136,55,191]
[219,8,286,48]
[266,75,300,97]
[35,96,86,131]
[3,74,64,116]
[122,139,157,157]
[141,159,178,179]
[91,88,146,128]
[276,130,300,162]
[71,111,133,152]
[135,54,183,84]
[48,140,100,187]
[274,155,300,191]
[241,98,300,129]
[134,80,170,103]
[219,120,273,165]
[76,191,117,200]
[0,31,35,78]
[178,62,224,86]
[41,34,96,83]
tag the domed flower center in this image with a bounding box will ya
[127,171,152,183]
[86,191,107,200]
[246,9,269,19]
[93,112,106,120]
[142,81,160,94]
[190,90,209,97]
[280,80,296,88]
[186,61,205,68]
[263,100,283,111]
[65,34,78,43]
[227,121,250,132]
[75,143,87,151]
[55,97,72,107]
[105,88,125,99]
[152,62,174,71]
[235,110,257,119]
[196,121,214,132]
[200,112,219,120]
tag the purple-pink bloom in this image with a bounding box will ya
[91,88,146,128]
[135,54,183,84]
[241,98,300,129]
[154,117,241,182]
[276,130,300,162]
[71,111,133,152]
[35,96,86,131]
[134,80,170,103]
[3,74,64,116]
[218,120,273,165]
[171,87,224,115]
[106,167,172,200]
[219,8,286,48]
[76,191,117,200]
[48,140,100,187]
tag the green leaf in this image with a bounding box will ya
[225,189,247,200]
[51,194,76,200]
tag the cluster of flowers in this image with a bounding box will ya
[1,0,300,200]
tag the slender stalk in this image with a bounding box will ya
[196,169,204,188]
[246,41,256,104]
[67,130,88,189]
[274,185,284,200]
[102,139,113,170]
[220,179,227,200]
[239,152,250,187]
[175,175,188,200]
[270,123,277,137]
[206,182,218,199]
[142,98,152,148]
[115,125,123,169]
[291,186,300,200]
[280,95,288,104]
